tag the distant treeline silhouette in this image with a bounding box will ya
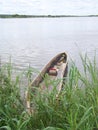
[0,14,98,18]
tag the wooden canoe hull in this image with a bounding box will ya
[25,52,68,114]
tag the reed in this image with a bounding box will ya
[0,54,98,130]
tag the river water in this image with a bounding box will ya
[0,17,98,71]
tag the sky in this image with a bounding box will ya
[0,0,98,15]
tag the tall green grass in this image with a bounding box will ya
[0,55,98,130]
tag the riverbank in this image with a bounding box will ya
[0,54,98,129]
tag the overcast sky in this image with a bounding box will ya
[0,0,98,15]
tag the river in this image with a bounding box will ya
[0,17,98,71]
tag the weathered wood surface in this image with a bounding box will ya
[31,52,68,87]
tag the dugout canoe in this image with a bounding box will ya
[26,52,68,114]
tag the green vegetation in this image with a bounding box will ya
[0,55,98,130]
[0,14,98,18]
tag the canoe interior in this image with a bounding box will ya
[31,52,68,92]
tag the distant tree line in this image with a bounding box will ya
[0,14,98,18]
